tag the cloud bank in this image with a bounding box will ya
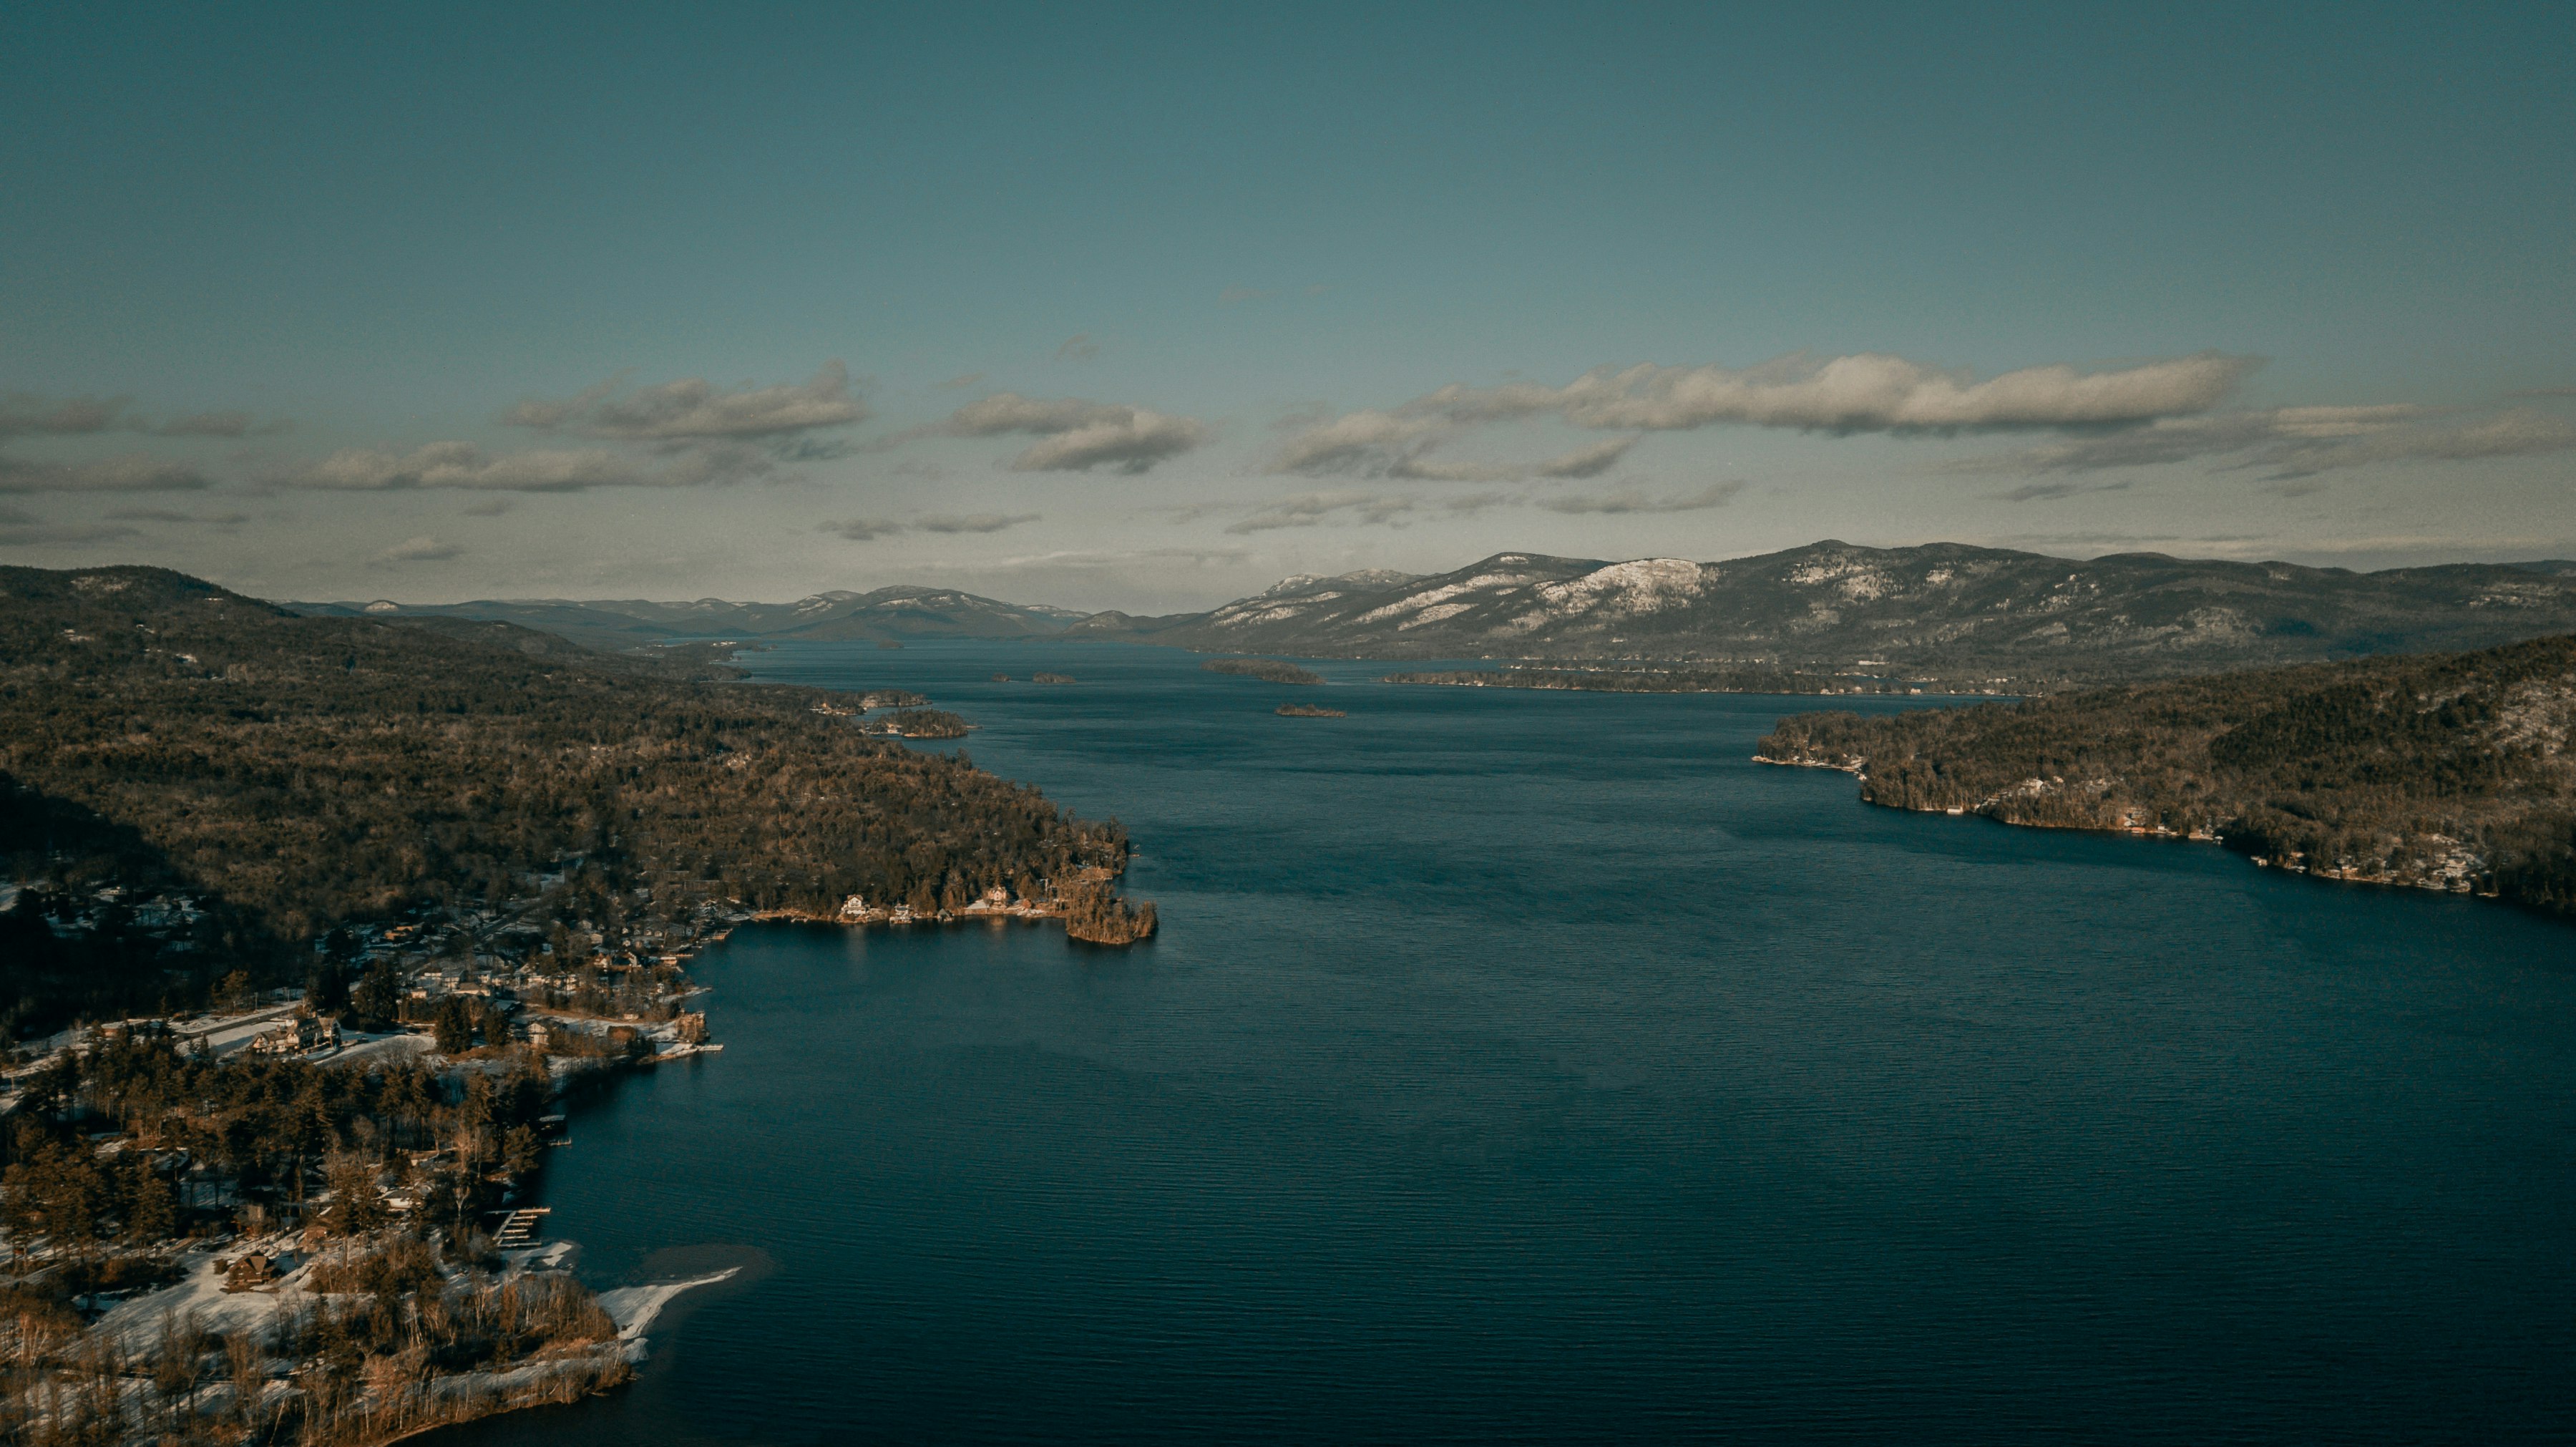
[1276,351,2257,477]
[819,512,1041,542]
[0,391,277,499]
[290,440,766,492]
[1960,404,2576,480]
[504,361,867,441]
[935,394,1209,473]
[1,393,288,439]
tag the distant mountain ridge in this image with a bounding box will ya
[293,585,1083,651]
[1081,542,2576,684]
[296,542,2576,685]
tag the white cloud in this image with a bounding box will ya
[917,512,1040,534]
[974,545,1253,573]
[2273,408,2576,477]
[816,512,1041,542]
[1276,351,2258,477]
[1537,479,1745,515]
[1053,334,1100,362]
[1959,403,2576,480]
[1383,435,1641,482]
[504,361,867,440]
[819,517,904,541]
[1,392,288,444]
[1527,351,2254,432]
[288,440,765,492]
[1270,408,1448,475]
[935,393,1210,474]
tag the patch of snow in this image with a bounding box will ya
[1533,559,1704,617]
[1354,573,1531,624]
[599,1267,741,1343]
[1215,604,1307,628]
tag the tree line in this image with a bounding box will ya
[1755,633,2576,913]
[0,565,1147,1030]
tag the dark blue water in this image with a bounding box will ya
[447,641,2576,1445]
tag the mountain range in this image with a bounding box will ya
[1073,543,2576,684]
[297,542,2576,686]
[293,585,1085,651]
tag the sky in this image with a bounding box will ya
[3,1,2571,612]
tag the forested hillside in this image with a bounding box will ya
[1756,634,2576,914]
[1106,544,2576,684]
[0,566,1143,1028]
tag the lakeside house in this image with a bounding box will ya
[252,1012,338,1056]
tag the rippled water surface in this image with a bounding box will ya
[442,641,2576,1445]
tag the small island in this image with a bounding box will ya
[1205,657,1323,685]
[1032,671,1077,684]
[992,673,1010,681]
[1276,703,1346,718]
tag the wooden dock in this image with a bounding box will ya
[492,1207,551,1249]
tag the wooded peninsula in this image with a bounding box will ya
[1756,633,2576,915]
[1,565,1154,1036]
[0,563,1160,1443]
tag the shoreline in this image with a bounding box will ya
[750,894,1158,945]
[1754,754,2502,901]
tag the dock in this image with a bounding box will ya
[492,1207,552,1249]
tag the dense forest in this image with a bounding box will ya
[0,565,1146,1030]
[1756,633,2576,914]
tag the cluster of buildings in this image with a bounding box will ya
[831,884,1066,926]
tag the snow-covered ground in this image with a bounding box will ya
[94,1237,313,1350]
[599,1267,742,1345]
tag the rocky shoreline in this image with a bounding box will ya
[1753,750,2498,900]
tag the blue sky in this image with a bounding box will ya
[4,1,2570,608]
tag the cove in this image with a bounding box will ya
[434,642,2576,1445]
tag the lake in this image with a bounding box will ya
[439,640,2576,1444]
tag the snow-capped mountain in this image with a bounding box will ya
[1133,542,2576,680]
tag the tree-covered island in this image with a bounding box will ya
[1202,658,1323,686]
